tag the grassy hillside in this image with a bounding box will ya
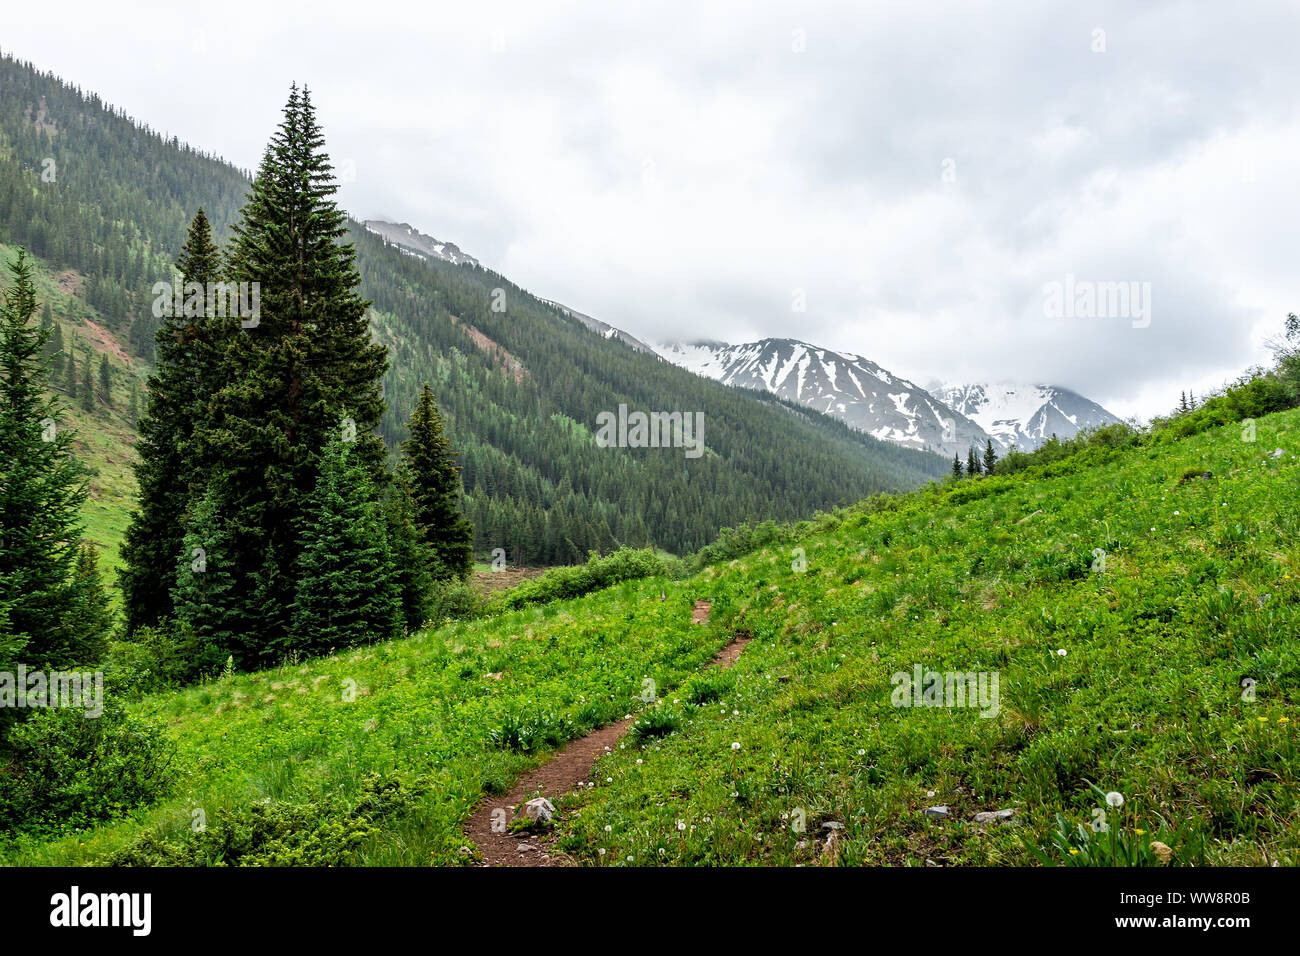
[5,405,1297,866]
[0,243,140,579]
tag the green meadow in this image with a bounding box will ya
[4,406,1298,866]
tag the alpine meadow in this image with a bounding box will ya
[1,1,1298,939]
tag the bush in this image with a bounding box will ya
[425,580,482,625]
[103,621,227,697]
[629,703,683,741]
[104,773,417,866]
[0,701,178,834]
[488,708,576,752]
[496,548,666,611]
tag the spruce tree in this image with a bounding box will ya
[951,452,963,479]
[385,463,435,633]
[171,485,243,662]
[0,249,108,669]
[63,344,76,397]
[97,354,112,406]
[983,439,997,475]
[402,384,474,580]
[48,321,64,377]
[966,446,981,476]
[290,437,401,655]
[79,351,94,411]
[120,208,225,633]
[202,85,390,654]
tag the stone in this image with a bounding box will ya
[973,808,1017,824]
[523,797,555,824]
[924,805,949,819]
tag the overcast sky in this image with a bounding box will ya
[7,0,1300,420]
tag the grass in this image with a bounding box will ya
[5,380,1300,867]
[550,407,1300,866]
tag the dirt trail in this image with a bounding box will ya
[462,600,749,867]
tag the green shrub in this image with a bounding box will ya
[497,548,666,611]
[629,703,683,741]
[104,773,417,866]
[426,580,482,625]
[103,621,226,697]
[0,701,178,834]
[488,708,576,752]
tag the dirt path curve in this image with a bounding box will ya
[462,600,749,866]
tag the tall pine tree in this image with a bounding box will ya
[196,86,389,660]
[983,439,997,475]
[402,384,474,581]
[120,209,225,633]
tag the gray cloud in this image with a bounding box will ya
[7,0,1299,419]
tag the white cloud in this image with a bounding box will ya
[5,0,1299,419]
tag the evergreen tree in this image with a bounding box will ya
[951,452,963,479]
[402,384,474,580]
[0,249,108,669]
[97,353,112,406]
[201,86,389,654]
[983,439,997,475]
[966,446,981,476]
[38,301,58,372]
[290,438,401,655]
[384,463,435,633]
[120,208,225,633]
[62,343,76,397]
[171,485,243,662]
[79,350,94,411]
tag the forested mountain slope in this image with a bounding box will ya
[0,53,947,565]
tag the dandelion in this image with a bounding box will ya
[857,749,866,756]
[1057,648,1067,657]
[1257,716,1269,723]
[604,825,613,832]
[598,848,606,856]
[1134,828,1146,835]
[1105,791,1124,808]
[1280,717,1291,724]
[732,741,742,750]
[677,820,686,831]
[1068,848,1080,856]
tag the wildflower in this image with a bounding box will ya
[598,848,606,856]
[1134,828,1146,835]
[677,820,686,831]
[1258,716,1269,723]
[1068,848,1079,855]
[604,825,613,832]
[1105,791,1124,808]
[1057,648,1067,657]
[731,741,742,750]
[1280,717,1291,724]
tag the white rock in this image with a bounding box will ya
[523,797,555,824]
[924,805,949,819]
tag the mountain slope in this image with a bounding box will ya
[0,53,949,566]
[931,382,1124,451]
[655,337,991,457]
